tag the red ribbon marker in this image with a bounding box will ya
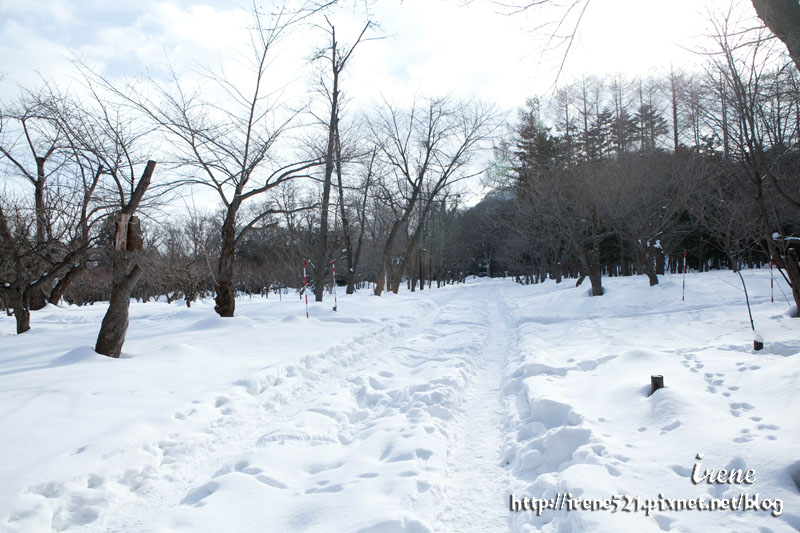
[770,260,774,303]
[302,258,309,318]
[682,249,687,301]
[332,260,338,312]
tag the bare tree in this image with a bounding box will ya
[708,12,800,312]
[107,3,333,317]
[338,142,378,294]
[0,87,105,333]
[0,87,62,311]
[369,97,498,295]
[309,18,372,302]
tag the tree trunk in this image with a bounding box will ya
[27,287,48,311]
[28,158,50,312]
[312,29,343,303]
[95,254,143,358]
[8,291,31,334]
[589,269,604,296]
[619,236,631,276]
[214,204,239,317]
[643,252,659,286]
[375,218,405,296]
[784,249,800,315]
[374,258,387,296]
[752,0,800,73]
[589,209,604,296]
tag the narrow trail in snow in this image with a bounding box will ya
[437,287,511,532]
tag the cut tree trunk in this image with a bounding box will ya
[94,160,156,357]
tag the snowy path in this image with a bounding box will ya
[0,284,520,532]
[98,297,450,532]
[4,272,799,532]
[130,285,516,532]
[436,292,511,531]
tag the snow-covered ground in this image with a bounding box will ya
[1,270,798,532]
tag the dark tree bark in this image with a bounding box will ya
[6,291,31,334]
[49,263,85,306]
[312,60,337,302]
[95,160,156,358]
[643,248,659,286]
[95,256,143,357]
[214,201,240,317]
[585,208,604,296]
[655,248,665,275]
[752,0,800,73]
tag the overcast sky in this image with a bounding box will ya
[0,0,756,204]
[1,0,754,110]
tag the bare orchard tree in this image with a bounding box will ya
[0,87,105,333]
[0,87,63,311]
[0,199,91,333]
[60,81,162,357]
[369,97,498,295]
[107,3,332,317]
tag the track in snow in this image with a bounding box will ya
[436,288,512,531]
[4,285,521,532]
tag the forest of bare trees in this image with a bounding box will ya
[1,2,799,355]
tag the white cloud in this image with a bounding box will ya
[1,0,761,111]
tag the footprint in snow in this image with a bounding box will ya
[654,514,675,532]
[308,461,344,474]
[180,481,219,506]
[305,483,343,494]
[29,482,62,498]
[660,420,681,433]
[733,428,754,443]
[256,475,288,489]
[670,464,692,477]
[52,508,100,531]
[729,402,755,417]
